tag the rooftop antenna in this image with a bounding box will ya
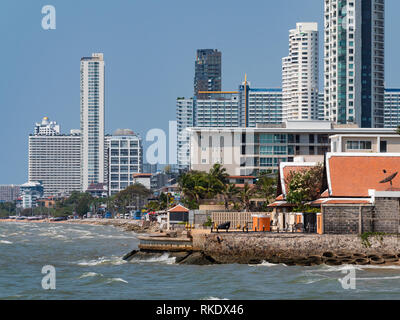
[379,170,398,191]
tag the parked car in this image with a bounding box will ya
[104,212,112,219]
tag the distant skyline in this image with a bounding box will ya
[1,0,400,184]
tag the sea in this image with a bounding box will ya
[0,221,400,300]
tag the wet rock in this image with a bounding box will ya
[169,252,191,263]
[179,252,217,265]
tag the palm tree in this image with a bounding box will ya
[256,174,277,204]
[209,163,229,185]
[222,184,239,211]
[397,125,400,135]
[239,183,255,212]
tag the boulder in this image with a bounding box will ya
[179,252,217,265]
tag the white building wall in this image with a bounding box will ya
[80,53,105,192]
[282,22,319,121]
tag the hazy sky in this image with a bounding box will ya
[1,0,400,184]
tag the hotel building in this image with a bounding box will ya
[28,118,81,197]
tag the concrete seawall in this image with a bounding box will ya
[192,232,400,265]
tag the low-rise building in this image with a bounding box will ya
[107,129,143,196]
[19,181,44,209]
[313,153,400,235]
[188,120,395,176]
[330,134,400,153]
[132,173,152,190]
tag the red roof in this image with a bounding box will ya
[327,154,400,197]
[168,205,189,213]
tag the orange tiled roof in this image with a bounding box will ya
[327,154,400,197]
[168,205,189,213]
[321,189,330,198]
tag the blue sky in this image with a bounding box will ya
[1,0,400,184]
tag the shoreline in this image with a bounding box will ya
[0,218,160,233]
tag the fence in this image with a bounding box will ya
[211,212,266,230]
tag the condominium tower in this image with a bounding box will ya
[194,49,222,99]
[324,0,385,127]
[282,22,319,121]
[80,53,105,191]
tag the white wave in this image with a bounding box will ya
[79,272,103,279]
[356,276,400,281]
[77,257,111,266]
[77,256,127,266]
[130,253,176,265]
[249,261,280,267]
[201,297,230,300]
[313,265,364,272]
[0,240,12,244]
[106,278,128,284]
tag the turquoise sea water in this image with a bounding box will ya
[0,222,400,300]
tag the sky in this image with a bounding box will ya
[1,0,400,185]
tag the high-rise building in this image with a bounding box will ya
[176,78,285,169]
[246,88,283,127]
[282,23,319,121]
[0,185,20,203]
[107,129,143,196]
[324,0,385,128]
[29,118,81,197]
[80,53,105,191]
[384,89,400,128]
[177,98,194,170]
[194,49,222,99]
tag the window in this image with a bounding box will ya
[347,141,372,150]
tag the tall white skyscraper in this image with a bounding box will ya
[80,53,105,192]
[324,0,385,128]
[282,22,319,121]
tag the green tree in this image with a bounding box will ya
[285,164,324,211]
[255,173,277,204]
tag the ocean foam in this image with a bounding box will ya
[106,278,128,284]
[0,240,13,244]
[79,272,103,279]
[130,253,176,265]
